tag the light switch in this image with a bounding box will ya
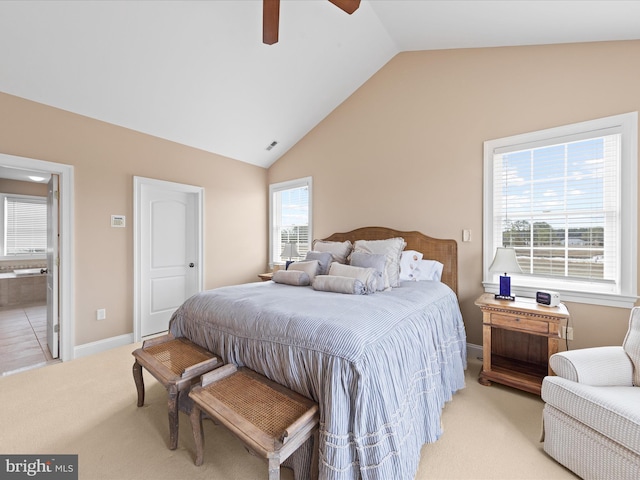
[462,229,472,242]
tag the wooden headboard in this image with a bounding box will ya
[322,226,458,295]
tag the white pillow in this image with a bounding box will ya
[312,275,366,295]
[399,250,424,282]
[353,237,406,289]
[328,262,378,294]
[272,270,310,286]
[312,240,353,264]
[287,260,320,282]
[415,260,444,282]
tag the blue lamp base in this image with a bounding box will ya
[494,274,516,301]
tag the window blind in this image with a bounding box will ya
[272,183,310,263]
[493,133,620,283]
[5,196,47,256]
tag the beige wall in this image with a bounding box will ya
[1,40,638,351]
[268,40,640,350]
[0,92,268,346]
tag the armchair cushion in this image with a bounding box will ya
[550,346,634,386]
[623,307,640,387]
[542,376,640,457]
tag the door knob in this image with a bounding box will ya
[189,263,195,268]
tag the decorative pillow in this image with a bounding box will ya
[312,275,366,295]
[305,251,333,275]
[399,250,424,282]
[287,260,320,282]
[311,240,352,264]
[349,252,386,291]
[353,237,406,289]
[328,262,377,294]
[272,269,310,286]
[416,260,444,282]
[623,307,640,386]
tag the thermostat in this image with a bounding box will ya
[111,215,126,227]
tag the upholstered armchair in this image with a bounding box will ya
[541,307,640,480]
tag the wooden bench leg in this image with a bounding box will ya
[132,360,144,407]
[190,404,205,466]
[268,456,281,480]
[167,385,179,450]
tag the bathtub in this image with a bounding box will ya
[0,269,47,307]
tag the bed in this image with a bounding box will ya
[169,227,466,480]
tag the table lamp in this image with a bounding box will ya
[489,247,522,300]
[281,242,300,269]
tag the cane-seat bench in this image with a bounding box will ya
[189,364,319,480]
[132,333,222,450]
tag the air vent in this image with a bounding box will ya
[266,140,278,151]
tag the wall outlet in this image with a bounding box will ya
[96,308,106,321]
[561,325,573,340]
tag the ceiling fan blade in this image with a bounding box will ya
[263,0,280,45]
[328,0,361,15]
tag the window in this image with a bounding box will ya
[2,194,47,258]
[269,177,312,266]
[483,113,637,308]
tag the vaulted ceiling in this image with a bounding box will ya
[1,1,639,170]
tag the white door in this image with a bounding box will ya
[135,178,203,338]
[46,174,59,358]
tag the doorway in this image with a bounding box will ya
[133,176,203,341]
[0,154,73,375]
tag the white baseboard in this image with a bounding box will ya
[467,342,483,362]
[74,333,134,359]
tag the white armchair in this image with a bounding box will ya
[541,307,640,480]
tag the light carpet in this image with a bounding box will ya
[0,343,578,479]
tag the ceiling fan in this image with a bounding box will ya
[263,0,361,45]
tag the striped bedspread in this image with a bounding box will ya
[169,280,467,480]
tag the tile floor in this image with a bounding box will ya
[0,303,59,376]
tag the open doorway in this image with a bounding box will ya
[0,155,73,375]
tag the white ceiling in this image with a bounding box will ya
[1,1,639,170]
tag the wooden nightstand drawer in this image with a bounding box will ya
[491,313,549,334]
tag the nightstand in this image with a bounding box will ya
[475,293,570,395]
[258,272,274,281]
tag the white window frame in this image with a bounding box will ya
[1,193,47,260]
[269,176,312,267]
[483,112,638,308]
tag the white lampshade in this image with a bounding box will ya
[489,247,523,275]
[281,242,300,259]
